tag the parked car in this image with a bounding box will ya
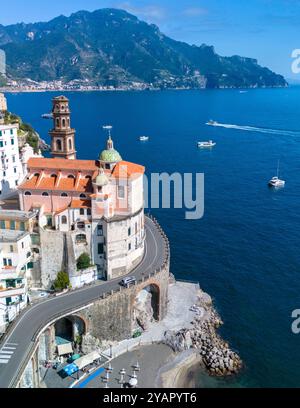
[121,276,137,288]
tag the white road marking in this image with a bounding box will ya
[0,359,9,364]
[2,346,16,350]
[0,350,14,355]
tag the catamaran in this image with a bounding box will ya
[268,160,285,188]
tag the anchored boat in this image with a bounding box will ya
[197,140,216,148]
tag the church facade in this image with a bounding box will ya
[18,96,146,283]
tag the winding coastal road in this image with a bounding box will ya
[0,217,167,388]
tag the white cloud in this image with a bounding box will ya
[116,2,166,20]
[183,7,208,17]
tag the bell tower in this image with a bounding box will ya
[49,95,76,160]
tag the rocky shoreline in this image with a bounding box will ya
[163,284,243,378]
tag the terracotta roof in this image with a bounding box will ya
[70,199,91,209]
[112,161,145,178]
[27,157,98,171]
[19,175,93,193]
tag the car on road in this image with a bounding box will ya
[120,276,137,288]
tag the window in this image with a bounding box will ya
[9,245,13,252]
[62,119,66,128]
[128,227,131,237]
[34,173,40,178]
[97,225,103,236]
[10,221,15,230]
[56,139,62,151]
[77,222,85,229]
[80,209,85,215]
[42,192,49,197]
[0,141,3,148]
[20,222,25,231]
[6,297,12,306]
[98,243,104,255]
[87,208,91,216]
[14,168,17,173]
[11,139,14,145]
[61,193,68,197]
[118,185,125,199]
[27,252,31,258]
[61,216,67,224]
[3,259,12,267]
[56,118,59,127]
[24,191,32,196]
[10,129,13,135]
[12,156,16,163]
[0,220,5,229]
[80,193,86,199]
[21,242,24,249]
[68,139,72,150]
[76,234,87,244]
[85,175,92,180]
[128,243,131,251]
[68,174,75,179]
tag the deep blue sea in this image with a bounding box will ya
[6,87,300,388]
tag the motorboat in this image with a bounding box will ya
[206,120,218,126]
[139,136,149,141]
[41,113,53,119]
[197,140,216,148]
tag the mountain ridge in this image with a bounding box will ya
[0,8,287,89]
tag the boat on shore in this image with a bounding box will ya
[197,140,216,148]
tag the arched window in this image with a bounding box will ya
[80,208,85,215]
[80,193,86,199]
[61,193,68,197]
[62,118,66,128]
[34,173,40,178]
[56,118,59,127]
[61,105,65,111]
[87,208,91,216]
[68,174,75,179]
[68,139,72,150]
[56,139,62,151]
[24,191,31,196]
[61,215,67,224]
[50,174,56,178]
[85,175,92,180]
[42,192,49,197]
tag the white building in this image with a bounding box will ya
[0,229,32,333]
[0,123,24,198]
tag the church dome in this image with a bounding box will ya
[99,134,122,163]
[99,149,122,163]
[95,168,109,187]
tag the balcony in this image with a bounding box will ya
[0,285,26,298]
[0,267,18,280]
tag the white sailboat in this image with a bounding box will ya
[268,160,285,188]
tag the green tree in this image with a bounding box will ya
[53,271,70,291]
[77,253,91,270]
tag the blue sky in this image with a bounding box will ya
[0,0,299,79]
